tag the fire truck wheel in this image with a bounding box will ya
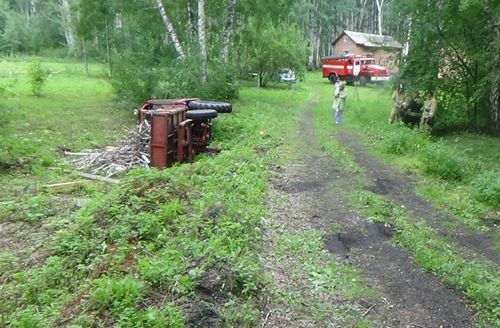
[186,109,218,120]
[188,100,232,113]
[329,74,337,84]
[359,75,369,86]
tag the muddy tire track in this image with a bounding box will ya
[263,101,475,327]
[336,131,500,265]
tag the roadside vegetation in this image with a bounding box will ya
[308,76,499,326]
[0,59,317,326]
[1,59,499,326]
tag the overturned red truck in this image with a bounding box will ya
[136,98,232,168]
[321,54,390,85]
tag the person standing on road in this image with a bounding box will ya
[332,79,341,122]
[334,82,347,125]
[389,84,406,124]
[420,91,438,127]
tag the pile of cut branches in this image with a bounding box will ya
[66,121,151,177]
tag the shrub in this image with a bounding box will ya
[92,276,144,311]
[420,145,466,181]
[381,126,429,155]
[28,58,49,96]
[111,53,238,106]
[153,57,238,101]
[471,170,500,209]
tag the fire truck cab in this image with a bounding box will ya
[321,54,390,85]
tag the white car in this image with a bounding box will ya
[279,69,296,83]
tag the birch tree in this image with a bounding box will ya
[155,0,186,59]
[220,0,236,63]
[375,0,384,35]
[198,0,207,83]
[59,0,73,47]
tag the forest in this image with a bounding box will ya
[0,0,498,133]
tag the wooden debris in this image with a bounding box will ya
[66,120,151,177]
[45,181,87,192]
[72,171,120,184]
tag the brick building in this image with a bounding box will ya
[332,30,402,73]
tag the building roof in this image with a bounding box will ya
[333,30,402,49]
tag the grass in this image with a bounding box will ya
[1,59,499,327]
[352,190,500,326]
[307,74,499,326]
[1,60,330,326]
[312,78,499,232]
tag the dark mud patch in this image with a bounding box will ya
[180,300,221,328]
[262,101,476,327]
[324,222,395,259]
[336,131,500,265]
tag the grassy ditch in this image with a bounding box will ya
[0,62,314,326]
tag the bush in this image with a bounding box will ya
[381,126,429,155]
[153,57,238,101]
[111,53,238,106]
[28,58,49,96]
[420,145,466,181]
[471,170,500,209]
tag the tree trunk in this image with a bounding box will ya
[82,39,89,76]
[198,0,207,84]
[105,18,112,77]
[155,0,186,59]
[375,0,384,35]
[187,0,197,42]
[491,27,500,135]
[59,0,74,47]
[220,0,236,63]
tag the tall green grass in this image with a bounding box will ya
[0,64,314,326]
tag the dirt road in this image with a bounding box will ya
[262,101,479,327]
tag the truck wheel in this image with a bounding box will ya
[188,100,232,113]
[329,74,337,84]
[186,109,218,120]
[359,75,368,86]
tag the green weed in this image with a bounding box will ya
[380,125,429,155]
[28,58,49,96]
[420,144,466,182]
[353,190,500,326]
[471,170,500,209]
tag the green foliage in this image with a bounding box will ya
[420,145,466,182]
[153,57,239,101]
[222,299,260,327]
[137,250,193,295]
[240,20,307,87]
[381,125,429,155]
[1,195,58,222]
[92,276,144,311]
[28,59,49,96]
[471,170,500,208]
[111,53,239,105]
[0,67,312,326]
[392,0,500,133]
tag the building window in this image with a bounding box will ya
[343,36,348,43]
[343,50,349,55]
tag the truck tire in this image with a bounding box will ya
[359,75,369,86]
[188,100,232,113]
[329,74,337,84]
[186,109,218,120]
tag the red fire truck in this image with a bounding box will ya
[321,54,390,85]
